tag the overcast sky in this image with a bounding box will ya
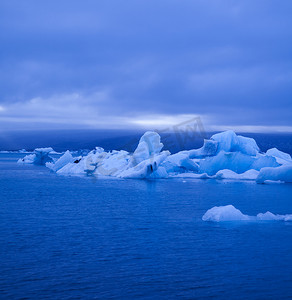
[0,0,292,132]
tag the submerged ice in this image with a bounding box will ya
[202,205,292,222]
[18,130,292,182]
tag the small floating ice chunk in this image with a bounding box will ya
[256,212,281,221]
[18,149,28,153]
[256,212,292,221]
[202,205,251,222]
[202,205,292,222]
[263,180,284,184]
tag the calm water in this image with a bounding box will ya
[0,154,292,299]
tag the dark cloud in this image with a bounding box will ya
[0,0,291,131]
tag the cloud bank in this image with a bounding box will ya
[0,0,291,131]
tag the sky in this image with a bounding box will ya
[0,0,292,132]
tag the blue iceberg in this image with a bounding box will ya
[19,130,292,183]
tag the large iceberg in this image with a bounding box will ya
[54,132,169,179]
[18,130,292,182]
[202,205,292,222]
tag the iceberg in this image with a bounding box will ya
[18,130,292,183]
[18,147,54,165]
[202,205,292,222]
[56,132,169,179]
[202,205,250,221]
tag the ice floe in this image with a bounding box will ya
[202,205,292,222]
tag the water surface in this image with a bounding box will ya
[0,154,292,299]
